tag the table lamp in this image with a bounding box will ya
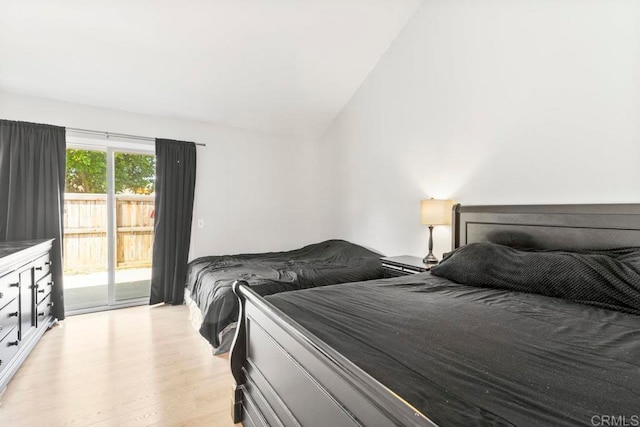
[421,198,454,264]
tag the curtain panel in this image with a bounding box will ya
[150,138,196,305]
[0,119,66,320]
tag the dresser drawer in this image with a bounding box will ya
[35,273,54,304]
[0,271,20,309]
[33,253,52,282]
[0,327,20,374]
[0,297,20,341]
[36,293,53,328]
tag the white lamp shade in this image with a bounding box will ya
[421,198,454,225]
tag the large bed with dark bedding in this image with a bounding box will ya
[185,239,383,354]
[230,204,640,426]
[266,273,640,426]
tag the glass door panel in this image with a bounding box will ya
[63,149,109,311]
[114,152,155,302]
[63,146,155,314]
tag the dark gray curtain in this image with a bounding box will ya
[0,119,66,320]
[150,138,196,305]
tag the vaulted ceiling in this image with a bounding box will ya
[0,0,421,138]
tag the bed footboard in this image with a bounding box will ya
[229,280,435,427]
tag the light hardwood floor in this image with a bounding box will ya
[0,305,237,427]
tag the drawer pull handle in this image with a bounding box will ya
[8,340,19,347]
[38,289,45,294]
[8,311,18,317]
[38,312,45,317]
[47,302,54,307]
[9,282,19,288]
[45,261,52,266]
[48,281,53,287]
[35,266,43,271]
[0,292,3,299]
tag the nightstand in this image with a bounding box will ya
[380,256,431,278]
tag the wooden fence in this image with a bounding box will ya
[63,194,154,273]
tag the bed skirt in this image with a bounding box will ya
[184,288,236,355]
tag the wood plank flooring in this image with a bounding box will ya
[0,305,237,427]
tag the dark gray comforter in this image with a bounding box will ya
[186,239,383,353]
[267,273,640,426]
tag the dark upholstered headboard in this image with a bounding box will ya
[452,204,640,251]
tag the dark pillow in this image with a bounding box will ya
[430,242,640,314]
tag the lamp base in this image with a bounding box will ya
[423,252,438,265]
[424,225,438,265]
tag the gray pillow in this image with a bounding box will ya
[430,242,640,314]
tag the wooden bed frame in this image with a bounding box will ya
[229,203,640,426]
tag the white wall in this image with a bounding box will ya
[319,0,640,259]
[0,90,323,259]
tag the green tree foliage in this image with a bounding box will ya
[66,149,155,194]
[113,153,156,195]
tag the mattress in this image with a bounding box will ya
[266,273,640,426]
[186,239,383,353]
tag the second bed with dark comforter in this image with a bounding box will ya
[186,239,383,353]
[266,272,640,426]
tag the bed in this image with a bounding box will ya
[229,204,640,426]
[185,239,383,354]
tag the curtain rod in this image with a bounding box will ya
[66,127,206,147]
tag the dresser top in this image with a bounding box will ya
[0,239,54,273]
[0,239,52,258]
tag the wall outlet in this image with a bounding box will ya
[197,219,204,228]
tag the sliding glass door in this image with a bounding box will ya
[63,146,155,314]
[113,152,155,303]
[64,149,109,311]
